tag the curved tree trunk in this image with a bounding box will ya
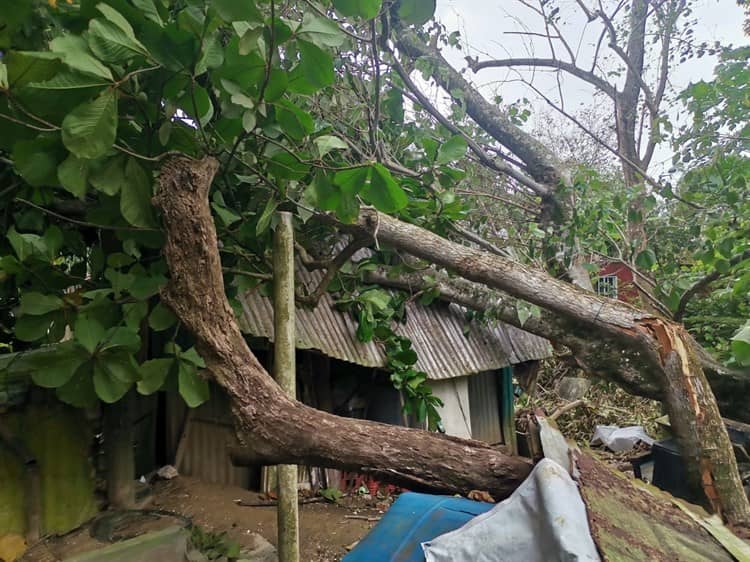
[154,156,531,501]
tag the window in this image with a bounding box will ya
[596,274,619,299]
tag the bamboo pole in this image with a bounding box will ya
[273,211,299,562]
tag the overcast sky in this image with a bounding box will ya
[428,0,747,171]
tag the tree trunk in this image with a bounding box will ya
[346,208,750,526]
[154,156,531,501]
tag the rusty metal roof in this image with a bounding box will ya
[237,258,551,380]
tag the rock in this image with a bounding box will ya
[157,465,179,480]
[238,533,277,562]
[556,377,591,401]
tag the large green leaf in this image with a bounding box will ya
[27,344,89,388]
[19,292,63,315]
[137,358,174,395]
[99,326,141,353]
[179,347,206,368]
[99,352,141,383]
[13,136,63,187]
[297,40,335,90]
[5,51,62,88]
[731,322,750,367]
[362,164,408,212]
[148,302,177,331]
[213,0,262,22]
[333,0,382,19]
[635,249,657,270]
[61,89,118,159]
[74,315,104,354]
[276,99,315,140]
[30,70,112,90]
[131,0,164,26]
[56,363,98,409]
[334,166,370,195]
[397,0,436,25]
[297,13,345,48]
[436,135,468,164]
[49,35,113,80]
[93,362,131,403]
[309,173,341,211]
[178,361,209,407]
[88,18,149,63]
[14,313,56,342]
[57,154,90,198]
[7,227,48,262]
[120,158,157,228]
[89,155,127,195]
[314,135,348,158]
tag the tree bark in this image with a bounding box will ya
[154,156,532,501]
[346,208,750,526]
[273,211,299,562]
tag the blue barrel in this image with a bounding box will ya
[343,492,494,562]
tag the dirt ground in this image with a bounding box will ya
[23,476,385,562]
[151,476,384,561]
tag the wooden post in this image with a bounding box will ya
[103,393,135,509]
[273,211,299,562]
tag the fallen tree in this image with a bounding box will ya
[154,156,532,500]
[153,154,749,526]
[2,0,748,532]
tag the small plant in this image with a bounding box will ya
[187,525,241,562]
[319,487,343,503]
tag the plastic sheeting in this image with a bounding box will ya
[422,459,601,562]
[591,425,654,452]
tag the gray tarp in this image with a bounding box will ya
[422,459,601,562]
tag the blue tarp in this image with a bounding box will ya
[343,492,494,562]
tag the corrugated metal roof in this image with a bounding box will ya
[238,257,551,380]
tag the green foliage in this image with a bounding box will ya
[338,287,443,429]
[188,525,241,562]
[319,486,344,502]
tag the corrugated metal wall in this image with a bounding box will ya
[468,371,503,444]
[166,386,251,488]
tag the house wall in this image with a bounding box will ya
[430,377,472,439]
[599,262,639,303]
[0,403,97,541]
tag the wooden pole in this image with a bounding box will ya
[273,211,299,562]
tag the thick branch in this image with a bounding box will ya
[388,52,549,198]
[395,29,562,189]
[468,57,616,99]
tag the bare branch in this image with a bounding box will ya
[297,236,368,305]
[468,57,616,99]
[674,250,750,322]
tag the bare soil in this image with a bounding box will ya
[23,476,386,562]
[151,476,384,561]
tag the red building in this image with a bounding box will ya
[596,262,641,304]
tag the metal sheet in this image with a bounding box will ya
[238,257,551,380]
[166,387,250,488]
[468,371,502,444]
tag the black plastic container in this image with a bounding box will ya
[651,439,697,502]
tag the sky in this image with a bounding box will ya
[427,0,748,172]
